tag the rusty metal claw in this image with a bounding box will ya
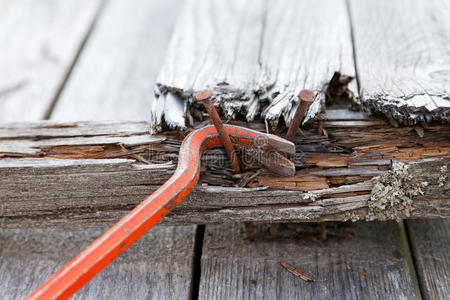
[228,126,296,177]
[195,90,295,176]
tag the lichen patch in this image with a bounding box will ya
[344,212,361,222]
[438,165,448,187]
[367,160,426,221]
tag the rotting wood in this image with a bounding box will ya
[152,0,355,132]
[154,0,450,132]
[348,0,450,125]
[0,111,448,228]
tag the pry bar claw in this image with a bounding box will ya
[28,125,295,300]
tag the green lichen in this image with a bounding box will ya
[366,161,426,221]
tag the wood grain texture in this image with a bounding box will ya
[153,0,355,131]
[0,0,103,122]
[0,1,197,299]
[0,226,196,299]
[1,119,448,227]
[51,0,182,121]
[199,222,421,299]
[407,219,450,299]
[349,0,450,125]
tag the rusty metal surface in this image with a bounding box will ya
[285,90,315,141]
[196,91,241,173]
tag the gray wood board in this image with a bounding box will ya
[407,219,450,299]
[0,0,103,122]
[152,0,355,131]
[47,0,196,298]
[0,0,196,299]
[51,0,182,121]
[0,226,196,299]
[199,222,420,299]
[349,0,450,125]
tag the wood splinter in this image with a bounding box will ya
[279,258,316,282]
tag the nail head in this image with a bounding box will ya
[196,90,213,102]
[298,89,315,103]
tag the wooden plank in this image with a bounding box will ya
[43,1,196,298]
[0,226,196,299]
[199,222,421,299]
[1,120,448,227]
[348,0,450,125]
[51,0,182,121]
[152,0,355,131]
[407,219,450,299]
[0,0,196,298]
[0,0,103,122]
[348,3,450,298]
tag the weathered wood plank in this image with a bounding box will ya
[348,0,450,125]
[199,222,421,299]
[152,0,355,131]
[348,3,450,297]
[0,1,196,299]
[51,0,182,121]
[0,226,196,299]
[1,119,448,227]
[0,0,103,122]
[0,109,376,139]
[407,219,450,299]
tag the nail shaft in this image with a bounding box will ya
[196,91,240,173]
[317,120,324,136]
[317,113,326,136]
[285,89,315,141]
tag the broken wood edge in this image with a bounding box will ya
[360,92,450,127]
[152,71,357,133]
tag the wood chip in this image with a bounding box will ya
[279,258,315,282]
[414,126,424,138]
[388,256,402,263]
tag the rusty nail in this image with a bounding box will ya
[196,90,241,173]
[285,89,315,141]
[317,113,326,136]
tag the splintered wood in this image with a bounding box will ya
[349,0,450,126]
[0,109,448,228]
[153,0,449,133]
[279,258,315,282]
[152,0,355,132]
